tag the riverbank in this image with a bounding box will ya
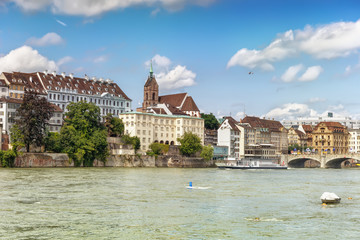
[13,153,216,168]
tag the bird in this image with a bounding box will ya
[249,72,254,75]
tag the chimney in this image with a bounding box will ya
[29,76,33,82]
[92,76,97,81]
[85,74,89,80]
[52,71,56,77]
[61,72,66,78]
[69,73,74,79]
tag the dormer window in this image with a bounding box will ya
[55,87,59,90]
[105,88,108,91]
[57,82,61,86]
[49,80,52,84]
[88,91,92,94]
[67,83,70,87]
[112,89,115,92]
[75,84,78,87]
[18,79,22,83]
[47,86,51,90]
[82,90,86,94]
[97,87,101,90]
[90,86,93,90]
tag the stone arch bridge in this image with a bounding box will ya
[283,154,360,168]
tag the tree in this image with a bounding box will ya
[201,113,220,130]
[44,131,62,153]
[122,135,141,153]
[60,101,108,167]
[147,142,169,156]
[104,113,124,137]
[177,132,203,157]
[200,145,214,161]
[15,91,55,152]
[10,124,24,154]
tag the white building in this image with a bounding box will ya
[349,129,360,153]
[217,117,240,160]
[119,111,204,152]
[283,113,360,129]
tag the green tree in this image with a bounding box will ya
[147,142,169,156]
[60,101,108,167]
[177,132,203,157]
[0,150,17,168]
[10,124,24,154]
[44,131,62,153]
[200,144,214,161]
[122,135,141,153]
[201,113,220,130]
[104,113,124,137]
[15,91,55,152]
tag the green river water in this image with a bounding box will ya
[0,168,359,239]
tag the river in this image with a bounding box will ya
[0,168,359,239]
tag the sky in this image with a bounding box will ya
[1,0,360,121]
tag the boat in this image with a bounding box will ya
[320,192,341,204]
[216,158,287,170]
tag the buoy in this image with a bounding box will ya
[322,203,327,206]
[254,217,260,221]
[189,182,192,187]
[348,197,352,200]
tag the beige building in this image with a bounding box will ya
[312,122,350,154]
[119,112,204,152]
[288,127,307,147]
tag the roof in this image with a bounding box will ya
[51,104,63,112]
[159,93,187,108]
[221,116,239,131]
[314,121,347,133]
[301,124,313,133]
[181,96,200,112]
[144,75,158,88]
[2,72,131,100]
[295,129,305,137]
[0,97,62,113]
[241,116,284,132]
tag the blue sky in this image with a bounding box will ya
[1,0,360,121]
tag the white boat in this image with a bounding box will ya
[320,192,341,204]
[217,158,287,170]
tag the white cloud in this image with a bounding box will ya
[146,54,172,71]
[298,65,323,82]
[56,19,67,26]
[281,64,303,82]
[26,32,64,46]
[228,19,360,70]
[9,0,215,16]
[308,97,326,103]
[57,56,73,66]
[93,55,108,63]
[151,8,161,16]
[265,103,317,120]
[156,65,196,91]
[0,45,58,73]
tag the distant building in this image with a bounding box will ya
[288,127,307,148]
[204,129,217,146]
[348,129,360,153]
[283,113,360,129]
[217,116,240,159]
[311,122,350,154]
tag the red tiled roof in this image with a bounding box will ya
[144,76,158,88]
[181,96,200,112]
[222,116,239,131]
[0,97,23,104]
[314,122,347,133]
[51,104,63,112]
[302,124,313,133]
[159,93,187,108]
[241,116,284,132]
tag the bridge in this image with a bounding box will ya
[282,154,360,168]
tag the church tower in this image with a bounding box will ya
[142,61,159,111]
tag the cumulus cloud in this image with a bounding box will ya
[146,54,196,91]
[9,0,215,16]
[298,65,323,82]
[281,64,303,82]
[93,55,108,63]
[26,32,64,46]
[57,56,73,66]
[265,103,318,120]
[0,45,58,73]
[228,19,360,70]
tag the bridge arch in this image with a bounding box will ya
[325,158,355,168]
[288,157,320,168]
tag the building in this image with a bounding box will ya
[204,129,217,146]
[137,66,200,117]
[0,71,131,113]
[217,116,240,159]
[298,124,313,147]
[311,122,350,154]
[283,113,360,129]
[288,127,307,149]
[348,129,360,153]
[241,116,288,154]
[119,112,204,152]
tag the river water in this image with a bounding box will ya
[0,168,359,239]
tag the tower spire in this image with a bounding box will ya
[150,60,153,78]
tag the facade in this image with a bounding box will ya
[311,122,350,154]
[283,113,360,129]
[204,129,218,146]
[119,112,204,152]
[217,117,240,159]
[0,71,131,113]
[288,127,307,148]
[241,116,288,154]
[298,124,313,147]
[348,129,360,153]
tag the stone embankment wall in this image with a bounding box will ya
[14,153,215,168]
